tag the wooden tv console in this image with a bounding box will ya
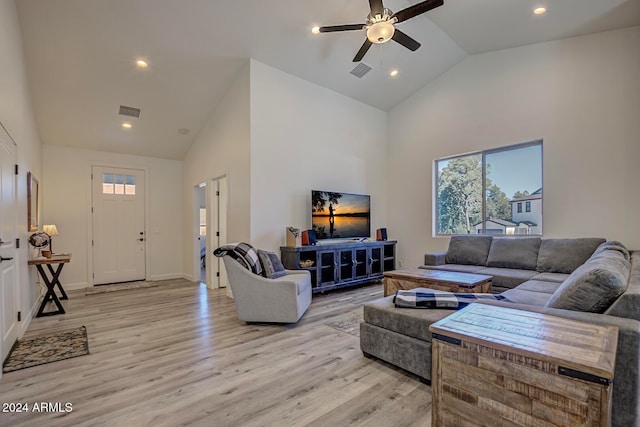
[281,240,396,293]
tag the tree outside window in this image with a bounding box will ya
[435,141,542,235]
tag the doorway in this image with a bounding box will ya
[194,175,228,289]
[91,166,146,285]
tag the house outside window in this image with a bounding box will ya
[435,140,543,235]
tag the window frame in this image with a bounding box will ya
[434,139,543,237]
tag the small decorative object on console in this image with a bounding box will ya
[300,259,314,268]
[286,227,301,247]
[28,232,50,258]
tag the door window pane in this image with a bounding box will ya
[114,175,125,195]
[102,173,114,194]
[125,175,136,195]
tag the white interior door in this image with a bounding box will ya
[0,124,18,363]
[92,166,145,285]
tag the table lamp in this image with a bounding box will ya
[43,224,59,254]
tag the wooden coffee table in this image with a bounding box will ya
[383,269,492,296]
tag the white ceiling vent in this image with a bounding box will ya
[350,63,372,79]
[119,105,141,118]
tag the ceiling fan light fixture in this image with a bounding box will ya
[367,21,395,44]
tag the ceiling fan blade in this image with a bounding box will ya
[319,24,365,33]
[369,0,384,16]
[320,24,364,33]
[353,39,373,62]
[392,0,444,23]
[391,29,421,51]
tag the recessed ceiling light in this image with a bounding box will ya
[136,59,148,68]
[389,69,399,77]
[311,26,320,35]
[534,7,546,15]
[122,122,132,129]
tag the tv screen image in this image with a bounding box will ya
[311,190,371,240]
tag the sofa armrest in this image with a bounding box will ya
[284,269,311,276]
[477,300,640,427]
[424,251,447,266]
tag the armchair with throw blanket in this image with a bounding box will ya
[214,243,312,323]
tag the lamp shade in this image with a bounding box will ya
[367,21,395,44]
[43,224,59,237]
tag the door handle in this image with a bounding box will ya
[0,256,13,262]
[0,238,7,245]
[138,238,144,242]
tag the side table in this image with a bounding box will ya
[430,303,618,426]
[29,254,71,317]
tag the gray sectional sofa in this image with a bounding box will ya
[360,236,640,426]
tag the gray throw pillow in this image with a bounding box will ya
[545,249,630,313]
[486,237,541,270]
[592,240,630,261]
[445,236,493,266]
[258,250,287,279]
[536,238,606,274]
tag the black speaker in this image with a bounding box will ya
[376,228,387,241]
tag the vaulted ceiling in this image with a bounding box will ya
[15,0,640,159]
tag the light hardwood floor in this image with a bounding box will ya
[0,279,432,426]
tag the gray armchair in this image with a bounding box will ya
[221,256,312,323]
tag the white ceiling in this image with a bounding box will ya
[15,0,640,160]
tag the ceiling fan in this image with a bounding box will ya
[317,0,444,62]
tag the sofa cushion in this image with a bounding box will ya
[536,238,606,274]
[500,288,555,307]
[593,240,631,261]
[363,295,451,342]
[606,251,640,321]
[445,235,492,266]
[419,264,487,274]
[476,267,539,292]
[486,237,541,270]
[258,250,287,279]
[514,280,562,294]
[546,249,630,313]
[531,272,570,283]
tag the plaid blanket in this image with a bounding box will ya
[393,289,508,309]
[213,242,262,276]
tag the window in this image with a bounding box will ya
[102,173,136,195]
[435,140,542,235]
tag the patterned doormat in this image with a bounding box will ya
[325,310,364,337]
[2,326,89,373]
[85,281,157,295]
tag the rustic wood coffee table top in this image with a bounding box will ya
[383,269,493,296]
[384,269,492,286]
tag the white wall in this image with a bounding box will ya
[182,61,251,277]
[0,0,43,329]
[388,26,640,267]
[42,145,183,287]
[249,60,388,253]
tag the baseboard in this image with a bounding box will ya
[150,273,187,281]
[63,281,89,291]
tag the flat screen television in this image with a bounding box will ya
[311,190,371,240]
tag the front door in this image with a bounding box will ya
[0,124,18,363]
[92,166,145,285]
